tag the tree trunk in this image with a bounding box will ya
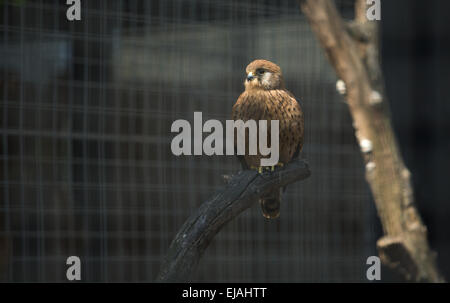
[299,0,444,282]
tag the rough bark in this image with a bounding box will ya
[156,158,311,282]
[299,0,443,282]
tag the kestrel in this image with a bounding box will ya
[232,59,304,219]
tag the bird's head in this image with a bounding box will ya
[244,59,284,91]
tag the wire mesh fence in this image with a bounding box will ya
[0,0,376,282]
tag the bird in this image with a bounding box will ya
[231,59,304,219]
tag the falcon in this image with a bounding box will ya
[232,59,304,219]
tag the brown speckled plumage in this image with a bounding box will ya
[231,59,304,219]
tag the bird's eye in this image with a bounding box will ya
[256,69,265,75]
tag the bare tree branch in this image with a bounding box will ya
[346,21,375,42]
[156,158,311,282]
[299,0,444,282]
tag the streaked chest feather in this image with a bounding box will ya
[232,90,301,127]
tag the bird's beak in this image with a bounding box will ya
[246,72,255,81]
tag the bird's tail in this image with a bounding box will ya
[260,188,282,219]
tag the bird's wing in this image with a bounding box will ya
[232,92,250,170]
[292,95,304,159]
[278,89,304,160]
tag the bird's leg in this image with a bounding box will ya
[250,166,264,174]
[250,162,284,174]
[250,165,262,173]
[267,162,284,171]
[270,162,284,171]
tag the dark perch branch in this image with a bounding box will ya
[156,158,311,282]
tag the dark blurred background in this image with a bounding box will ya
[0,0,448,282]
[382,0,450,282]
